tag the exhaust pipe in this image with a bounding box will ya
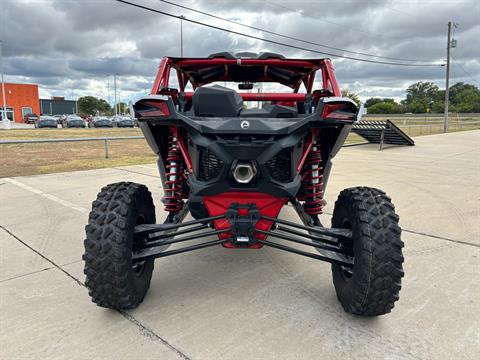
[232,161,256,184]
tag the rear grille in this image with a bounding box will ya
[266,148,292,182]
[198,147,224,181]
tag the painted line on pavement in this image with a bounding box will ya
[4,178,88,213]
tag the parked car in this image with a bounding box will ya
[34,115,58,128]
[53,114,65,125]
[89,116,113,128]
[61,114,86,128]
[114,116,135,128]
[23,113,39,124]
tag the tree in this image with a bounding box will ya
[431,101,444,113]
[364,98,383,108]
[403,81,439,113]
[341,89,361,106]
[364,81,478,114]
[77,96,112,115]
[367,101,404,114]
[449,82,480,113]
[449,82,477,101]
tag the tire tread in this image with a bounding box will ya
[83,182,155,309]
[332,186,404,316]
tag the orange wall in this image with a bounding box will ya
[0,83,40,122]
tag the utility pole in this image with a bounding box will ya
[444,21,457,133]
[1,39,10,129]
[180,15,185,57]
[113,73,117,117]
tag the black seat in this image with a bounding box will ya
[192,85,243,117]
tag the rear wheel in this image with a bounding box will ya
[83,182,156,309]
[331,187,404,316]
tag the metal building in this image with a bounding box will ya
[39,97,77,115]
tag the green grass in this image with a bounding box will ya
[0,128,155,177]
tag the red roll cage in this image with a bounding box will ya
[150,55,341,104]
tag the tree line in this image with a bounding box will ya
[362,82,480,114]
[77,81,479,116]
[77,96,129,116]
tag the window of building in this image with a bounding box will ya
[1,107,15,121]
[22,107,33,117]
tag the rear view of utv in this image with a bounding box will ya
[83,52,404,316]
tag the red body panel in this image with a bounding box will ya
[184,92,308,102]
[203,192,287,248]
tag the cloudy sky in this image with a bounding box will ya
[1,0,479,103]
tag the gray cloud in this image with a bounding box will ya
[1,0,478,102]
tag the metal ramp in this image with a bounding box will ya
[352,120,414,149]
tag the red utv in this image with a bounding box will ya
[83,52,404,316]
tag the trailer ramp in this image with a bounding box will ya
[352,120,414,149]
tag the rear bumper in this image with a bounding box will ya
[203,192,287,248]
[38,123,57,128]
[116,122,134,127]
[67,122,85,127]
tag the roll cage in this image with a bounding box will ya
[150,52,341,106]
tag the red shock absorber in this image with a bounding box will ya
[302,137,324,215]
[163,127,184,213]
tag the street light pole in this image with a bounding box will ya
[1,39,11,129]
[113,73,117,117]
[107,74,111,106]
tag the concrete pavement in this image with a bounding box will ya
[1,130,479,359]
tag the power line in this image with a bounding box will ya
[451,54,479,85]
[116,0,444,67]
[383,5,426,23]
[159,0,433,63]
[263,0,383,39]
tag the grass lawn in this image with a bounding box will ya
[0,128,156,177]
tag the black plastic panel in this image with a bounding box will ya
[192,85,243,117]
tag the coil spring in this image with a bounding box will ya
[163,129,184,213]
[302,139,324,215]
